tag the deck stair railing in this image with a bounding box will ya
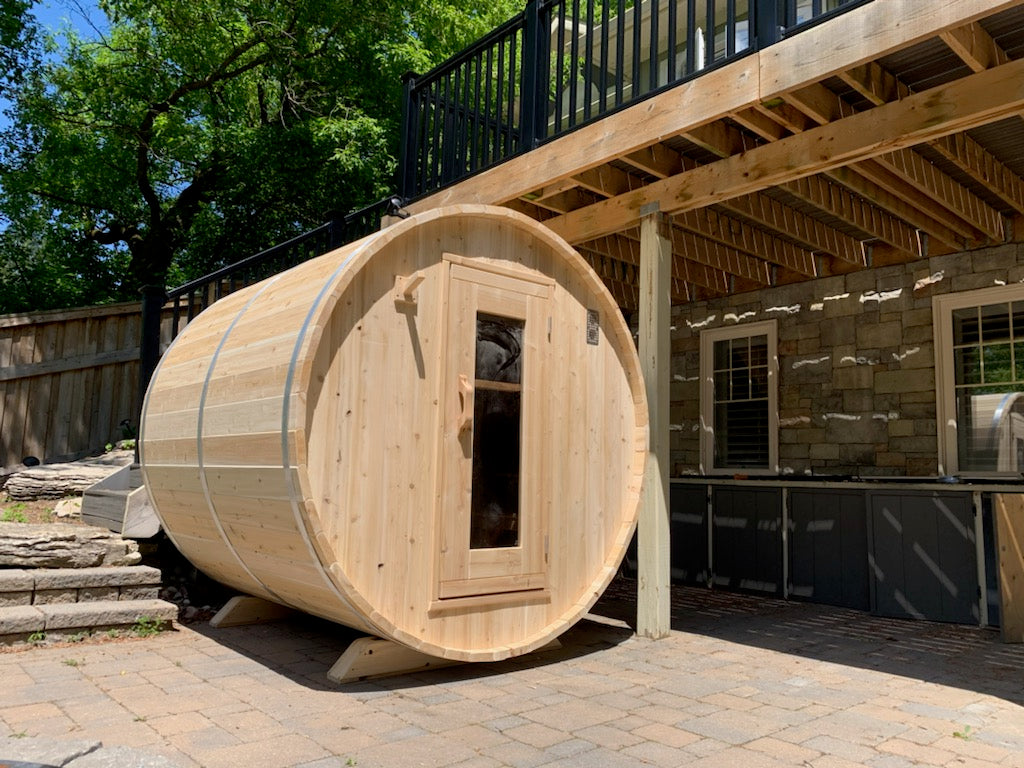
[136,197,393,412]
[399,0,868,200]
[161,198,392,342]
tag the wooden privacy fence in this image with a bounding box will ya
[0,303,143,473]
[1,201,393,478]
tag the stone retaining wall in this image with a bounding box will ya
[0,566,161,607]
[670,241,1024,476]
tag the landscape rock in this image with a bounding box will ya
[54,497,83,518]
[0,523,141,568]
[0,736,102,767]
[4,450,134,500]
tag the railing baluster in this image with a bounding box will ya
[598,0,609,114]
[508,27,519,153]
[483,47,494,166]
[496,34,507,158]
[650,0,660,91]
[568,0,579,127]
[584,0,594,123]
[556,0,566,133]
[667,0,678,86]
[631,0,642,97]
[614,0,625,106]
[399,72,417,198]
[687,0,697,75]
[706,0,715,64]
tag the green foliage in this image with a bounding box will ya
[953,725,975,740]
[131,615,164,637]
[27,631,45,644]
[0,0,525,315]
[1,503,28,523]
[0,0,37,97]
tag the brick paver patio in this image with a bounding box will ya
[1,582,1022,767]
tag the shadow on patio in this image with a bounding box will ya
[592,577,1024,708]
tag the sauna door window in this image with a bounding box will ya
[437,256,552,601]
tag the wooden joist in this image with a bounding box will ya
[671,207,817,277]
[722,193,862,268]
[542,57,1024,245]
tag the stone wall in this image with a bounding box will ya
[670,240,1024,477]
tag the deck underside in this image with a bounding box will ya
[408,0,1024,310]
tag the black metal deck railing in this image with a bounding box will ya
[135,198,393,420]
[162,198,392,341]
[399,0,868,200]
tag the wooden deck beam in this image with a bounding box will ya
[541,58,1024,245]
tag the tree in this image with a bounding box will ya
[0,0,35,98]
[0,0,523,314]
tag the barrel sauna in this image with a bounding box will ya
[141,205,647,662]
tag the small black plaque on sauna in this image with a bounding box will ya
[586,309,600,345]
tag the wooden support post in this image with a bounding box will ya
[994,493,1024,643]
[327,637,563,683]
[209,595,295,628]
[637,207,671,639]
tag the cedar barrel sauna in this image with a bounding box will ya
[141,205,647,663]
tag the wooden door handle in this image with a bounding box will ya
[457,374,474,435]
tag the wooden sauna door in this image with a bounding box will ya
[436,255,553,601]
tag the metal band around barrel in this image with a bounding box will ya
[138,323,190,563]
[198,276,286,604]
[282,237,379,633]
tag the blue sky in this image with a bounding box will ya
[0,0,105,132]
[31,0,106,39]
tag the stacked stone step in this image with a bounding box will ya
[0,565,177,643]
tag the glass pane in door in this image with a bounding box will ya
[470,313,524,549]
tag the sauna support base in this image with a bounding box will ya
[209,595,296,628]
[328,636,563,683]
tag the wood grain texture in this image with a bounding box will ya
[994,493,1024,644]
[142,205,647,662]
[0,303,149,471]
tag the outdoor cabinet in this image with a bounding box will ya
[140,205,647,662]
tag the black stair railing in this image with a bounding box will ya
[399,0,869,201]
[135,197,393,421]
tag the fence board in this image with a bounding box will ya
[0,303,147,472]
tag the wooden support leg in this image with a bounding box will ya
[327,637,563,683]
[637,207,672,640]
[209,595,295,628]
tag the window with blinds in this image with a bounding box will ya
[713,334,769,468]
[950,300,1024,473]
[935,286,1024,476]
[700,320,777,474]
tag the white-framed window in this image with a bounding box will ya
[699,320,778,474]
[935,285,1024,477]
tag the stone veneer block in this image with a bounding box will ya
[39,599,176,630]
[0,605,44,634]
[79,587,120,601]
[0,569,33,591]
[119,586,159,601]
[33,589,78,605]
[32,565,162,589]
[0,591,32,606]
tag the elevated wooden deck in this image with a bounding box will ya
[406,0,1024,308]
